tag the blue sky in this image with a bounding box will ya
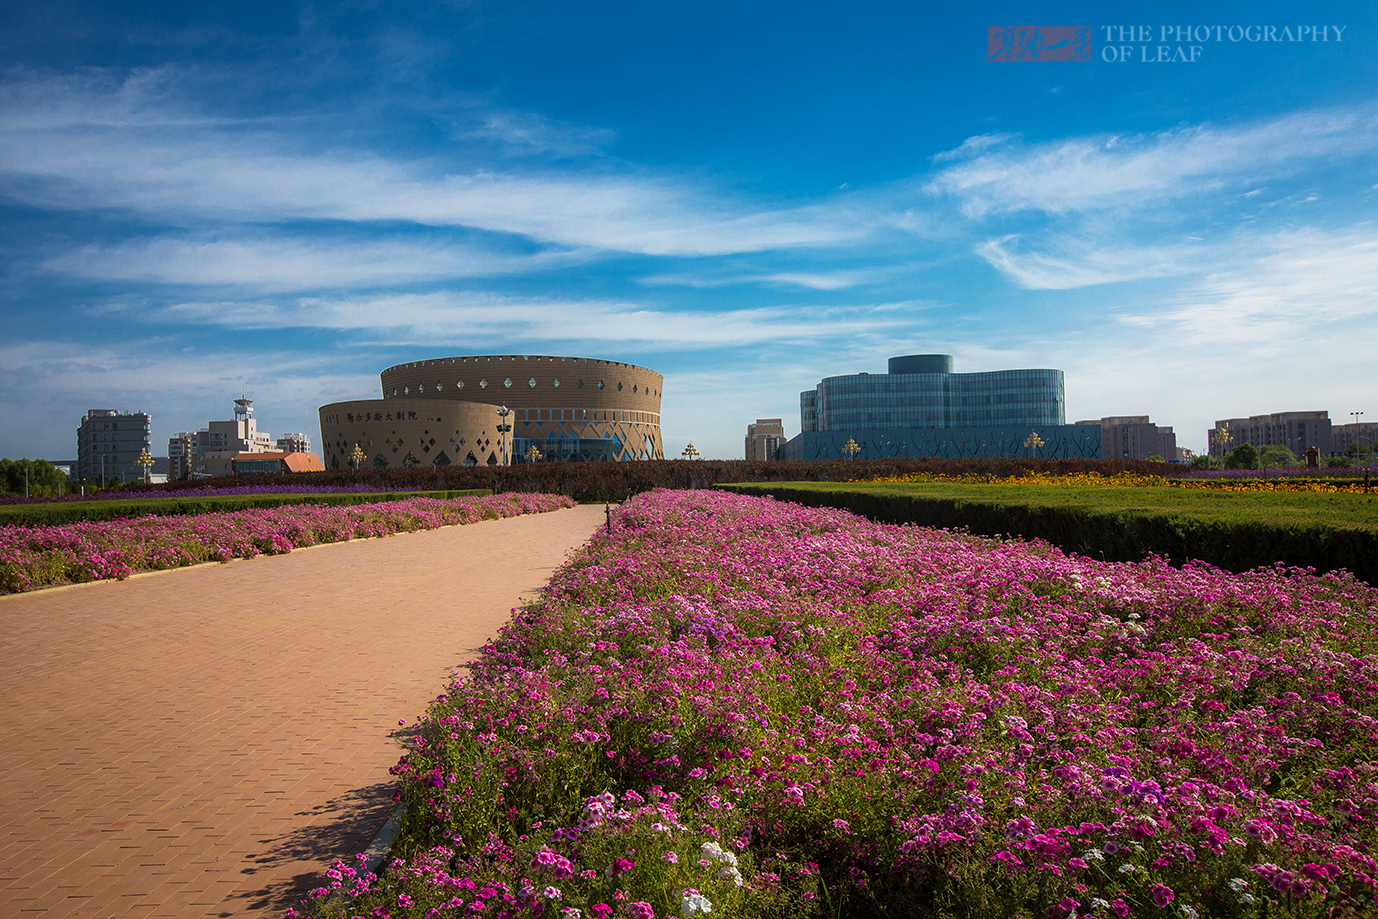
[1,0,1374,461]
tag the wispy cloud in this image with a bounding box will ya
[0,69,866,258]
[41,234,579,290]
[134,291,911,349]
[929,108,1378,217]
[1121,226,1378,348]
[977,234,1196,289]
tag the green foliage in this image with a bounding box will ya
[1224,443,1259,469]
[1143,454,1165,463]
[1259,444,1295,467]
[1190,454,1213,469]
[719,481,1378,586]
[0,458,69,496]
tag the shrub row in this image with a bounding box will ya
[117,458,1195,503]
[0,490,487,527]
[719,484,1378,586]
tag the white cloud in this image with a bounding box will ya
[41,235,579,290]
[135,291,911,349]
[1122,226,1378,347]
[929,108,1378,217]
[0,69,867,258]
[977,234,1195,289]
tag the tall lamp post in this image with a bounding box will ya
[137,448,153,484]
[496,405,513,466]
[1353,411,1365,467]
[1023,431,1045,459]
[349,443,366,472]
[841,438,861,460]
[1212,427,1231,469]
[681,442,700,460]
[524,443,543,464]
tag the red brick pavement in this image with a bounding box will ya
[0,503,606,918]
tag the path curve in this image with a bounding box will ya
[0,503,606,919]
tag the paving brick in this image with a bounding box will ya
[0,504,603,917]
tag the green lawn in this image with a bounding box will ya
[722,480,1378,529]
[718,480,1378,585]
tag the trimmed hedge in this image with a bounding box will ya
[718,482,1378,586]
[104,457,1194,504]
[0,490,488,527]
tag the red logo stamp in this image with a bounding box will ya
[987,26,1093,61]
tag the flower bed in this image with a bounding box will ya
[294,489,1378,919]
[0,493,575,593]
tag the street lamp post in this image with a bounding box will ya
[1353,411,1365,467]
[496,405,512,466]
[349,443,366,471]
[842,438,860,460]
[1212,427,1231,469]
[137,448,153,484]
[524,443,543,464]
[1023,431,1045,459]
[680,442,700,460]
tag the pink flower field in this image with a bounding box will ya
[0,493,576,592]
[294,489,1378,919]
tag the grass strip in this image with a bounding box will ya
[717,481,1378,585]
[0,489,490,527]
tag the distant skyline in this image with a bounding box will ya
[1,1,1375,461]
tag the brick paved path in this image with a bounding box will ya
[0,503,606,919]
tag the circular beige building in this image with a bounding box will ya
[319,354,663,469]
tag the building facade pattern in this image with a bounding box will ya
[787,354,1082,460]
[319,354,664,469]
[802,355,1065,433]
[77,410,151,483]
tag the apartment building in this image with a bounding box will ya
[76,409,151,483]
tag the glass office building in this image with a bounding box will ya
[784,354,1098,460]
[802,355,1065,432]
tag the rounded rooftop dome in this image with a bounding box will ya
[888,354,954,375]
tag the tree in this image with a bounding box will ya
[1259,444,1295,468]
[1143,454,1166,463]
[1190,454,1213,470]
[1224,443,1259,469]
[0,458,69,496]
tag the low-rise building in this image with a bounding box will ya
[76,409,151,484]
[1209,411,1332,459]
[1332,422,1378,457]
[745,418,786,461]
[1074,416,1178,462]
[275,433,312,454]
[195,398,275,476]
[168,432,196,480]
[231,452,325,474]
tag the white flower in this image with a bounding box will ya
[700,842,738,867]
[1118,863,1135,874]
[1179,906,1198,919]
[715,866,743,887]
[681,891,713,916]
[1082,848,1104,861]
